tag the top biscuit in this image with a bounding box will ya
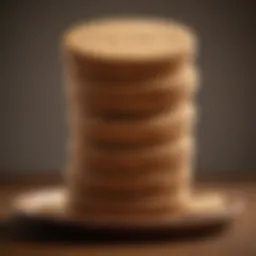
[64,18,197,63]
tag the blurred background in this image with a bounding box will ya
[0,0,255,176]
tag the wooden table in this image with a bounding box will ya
[0,179,255,256]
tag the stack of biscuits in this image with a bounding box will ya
[63,18,199,225]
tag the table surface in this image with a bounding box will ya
[0,181,255,256]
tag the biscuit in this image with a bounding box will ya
[68,65,199,116]
[64,18,196,64]
[68,136,194,173]
[63,18,198,221]
[67,184,189,215]
[73,166,190,187]
[70,103,196,146]
[68,167,190,199]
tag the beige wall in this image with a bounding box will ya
[0,1,254,173]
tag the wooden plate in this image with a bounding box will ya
[9,188,243,244]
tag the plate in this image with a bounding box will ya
[9,188,244,243]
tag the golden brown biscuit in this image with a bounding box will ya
[67,65,199,116]
[67,184,189,216]
[63,18,198,221]
[70,103,195,146]
[68,136,194,173]
[64,18,196,64]
[69,167,190,199]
